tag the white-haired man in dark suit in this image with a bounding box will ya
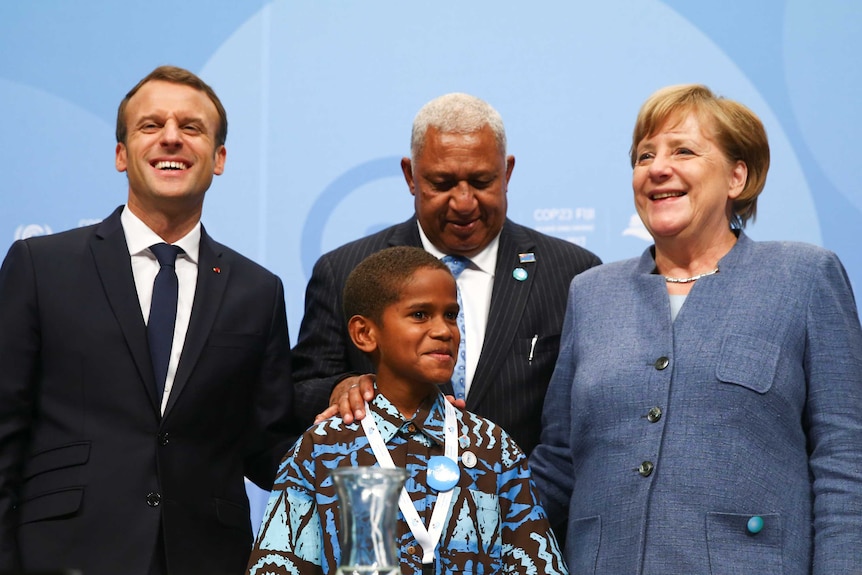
[291,92,601,455]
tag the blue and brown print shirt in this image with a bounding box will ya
[247,390,567,574]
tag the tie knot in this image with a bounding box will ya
[150,243,183,268]
[441,254,470,277]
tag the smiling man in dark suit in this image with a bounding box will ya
[0,66,294,575]
[291,93,601,455]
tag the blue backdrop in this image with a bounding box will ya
[2,0,860,529]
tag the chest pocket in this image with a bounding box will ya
[715,334,781,394]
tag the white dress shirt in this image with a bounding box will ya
[121,206,199,414]
[418,223,499,398]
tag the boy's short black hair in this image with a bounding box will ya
[343,246,452,324]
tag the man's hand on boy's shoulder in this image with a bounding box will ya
[315,374,376,424]
[315,374,466,424]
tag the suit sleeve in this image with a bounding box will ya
[243,276,297,490]
[805,252,862,573]
[291,255,364,429]
[0,241,39,571]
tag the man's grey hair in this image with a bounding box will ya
[410,93,507,164]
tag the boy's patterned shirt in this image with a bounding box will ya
[247,390,568,575]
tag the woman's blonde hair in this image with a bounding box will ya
[630,84,770,229]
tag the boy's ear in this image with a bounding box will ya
[347,315,379,353]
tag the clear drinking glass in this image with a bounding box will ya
[330,466,408,575]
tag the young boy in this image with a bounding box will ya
[247,246,567,575]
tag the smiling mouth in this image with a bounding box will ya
[448,219,479,234]
[153,160,189,171]
[428,349,454,358]
[651,191,685,200]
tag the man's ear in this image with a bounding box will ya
[348,315,378,354]
[115,142,128,173]
[401,157,416,197]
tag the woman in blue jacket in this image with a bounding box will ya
[530,84,862,575]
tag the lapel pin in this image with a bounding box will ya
[212,267,221,274]
[518,252,536,263]
[513,267,528,281]
[461,450,478,469]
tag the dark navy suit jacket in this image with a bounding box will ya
[0,206,295,575]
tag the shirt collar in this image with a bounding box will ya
[416,221,499,277]
[369,389,448,447]
[121,205,201,264]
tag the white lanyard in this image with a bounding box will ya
[360,400,458,565]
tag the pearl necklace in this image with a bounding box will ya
[663,267,719,284]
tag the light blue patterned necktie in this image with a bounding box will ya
[441,255,469,400]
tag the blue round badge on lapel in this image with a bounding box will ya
[427,456,460,492]
[512,267,528,281]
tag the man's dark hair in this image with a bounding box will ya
[116,65,228,147]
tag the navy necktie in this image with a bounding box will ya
[441,255,469,401]
[148,243,183,399]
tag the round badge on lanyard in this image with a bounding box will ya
[427,456,460,492]
[361,399,459,566]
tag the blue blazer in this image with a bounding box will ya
[531,233,862,574]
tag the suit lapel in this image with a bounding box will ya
[90,207,161,412]
[163,228,228,418]
[468,222,537,407]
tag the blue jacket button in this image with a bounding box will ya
[747,515,764,534]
